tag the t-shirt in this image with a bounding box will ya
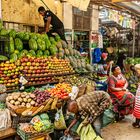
[43,10,63,29]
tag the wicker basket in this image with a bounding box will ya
[17,126,53,140]
[12,116,32,128]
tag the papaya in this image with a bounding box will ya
[61,40,67,48]
[29,50,36,56]
[36,50,43,56]
[44,50,50,56]
[0,28,9,36]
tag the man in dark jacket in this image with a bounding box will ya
[38,6,67,43]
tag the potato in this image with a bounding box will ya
[18,97,23,102]
[8,96,13,100]
[21,94,26,98]
[26,95,30,99]
[27,98,32,103]
[13,94,20,100]
[30,100,35,106]
[30,94,35,99]
[15,101,20,106]
[21,102,26,107]
[10,100,14,105]
[23,98,27,103]
[26,103,31,108]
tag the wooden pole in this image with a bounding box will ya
[132,28,136,57]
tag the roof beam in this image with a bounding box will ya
[112,0,133,2]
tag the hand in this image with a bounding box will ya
[109,61,114,65]
[122,87,128,91]
[64,128,70,136]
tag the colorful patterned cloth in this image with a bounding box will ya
[76,91,111,122]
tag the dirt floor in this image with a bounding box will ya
[102,115,140,140]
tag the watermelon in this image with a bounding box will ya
[9,37,15,54]
[36,50,43,56]
[0,55,8,61]
[30,33,38,40]
[49,45,58,55]
[55,35,61,42]
[44,50,50,56]
[29,39,38,51]
[9,29,16,38]
[0,28,9,36]
[45,38,51,49]
[15,38,23,51]
[37,38,46,51]
[10,53,17,62]
[16,32,24,40]
[29,50,36,56]
[23,32,30,40]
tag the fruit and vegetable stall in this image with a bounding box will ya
[0,19,97,139]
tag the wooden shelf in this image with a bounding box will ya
[25,81,59,87]
[25,73,75,78]
[0,128,16,139]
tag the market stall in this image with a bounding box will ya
[0,16,97,139]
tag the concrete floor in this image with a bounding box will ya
[102,115,140,140]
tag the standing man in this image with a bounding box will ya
[38,6,67,43]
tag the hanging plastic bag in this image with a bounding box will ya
[54,107,67,130]
[102,108,115,128]
[59,135,73,140]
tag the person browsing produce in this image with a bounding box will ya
[65,91,111,137]
[38,6,67,43]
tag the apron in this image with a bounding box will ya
[109,75,126,100]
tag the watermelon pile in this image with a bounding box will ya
[0,25,93,73]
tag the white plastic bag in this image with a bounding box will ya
[69,86,79,100]
[59,135,73,140]
[0,109,11,131]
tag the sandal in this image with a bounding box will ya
[132,122,140,128]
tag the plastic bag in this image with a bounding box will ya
[0,109,11,131]
[69,86,79,100]
[59,135,73,140]
[102,108,115,128]
[85,81,96,94]
[77,121,103,140]
[54,108,67,130]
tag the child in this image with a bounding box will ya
[133,84,140,128]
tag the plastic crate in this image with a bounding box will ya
[17,126,54,140]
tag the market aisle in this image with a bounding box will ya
[102,115,140,140]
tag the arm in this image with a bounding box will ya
[108,77,123,91]
[45,16,51,33]
[64,117,78,135]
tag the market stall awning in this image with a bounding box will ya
[90,0,140,18]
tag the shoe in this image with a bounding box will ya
[132,122,140,128]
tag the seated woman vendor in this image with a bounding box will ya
[108,65,135,120]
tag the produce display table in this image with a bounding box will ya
[0,128,16,140]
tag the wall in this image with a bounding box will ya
[1,0,63,26]
[63,3,73,29]
[91,5,99,31]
